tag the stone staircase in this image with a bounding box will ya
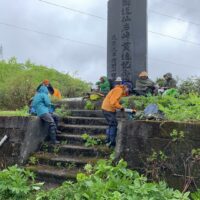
[27,110,111,186]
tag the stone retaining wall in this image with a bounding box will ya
[115,120,200,189]
[1,114,200,190]
[0,116,48,168]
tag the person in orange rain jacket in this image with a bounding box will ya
[53,88,62,100]
[101,77,128,148]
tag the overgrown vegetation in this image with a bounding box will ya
[28,156,39,166]
[192,189,200,200]
[178,77,200,94]
[3,159,200,199]
[36,159,191,200]
[0,106,29,117]
[146,150,168,182]
[142,128,200,193]
[55,105,71,118]
[122,93,200,121]
[81,133,102,147]
[170,129,185,142]
[84,100,95,110]
[0,165,43,200]
[0,58,90,110]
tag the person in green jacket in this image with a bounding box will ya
[96,76,111,95]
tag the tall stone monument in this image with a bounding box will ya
[107,0,147,87]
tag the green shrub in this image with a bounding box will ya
[156,78,165,87]
[55,105,71,118]
[0,165,43,200]
[178,77,200,94]
[81,133,101,147]
[0,106,29,116]
[170,129,185,142]
[191,189,200,200]
[35,159,190,200]
[84,100,95,110]
[122,94,200,121]
[0,58,90,110]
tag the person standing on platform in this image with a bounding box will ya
[101,77,127,148]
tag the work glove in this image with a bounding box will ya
[124,108,137,113]
[132,109,137,114]
[120,107,125,112]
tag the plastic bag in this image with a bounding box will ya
[162,88,179,97]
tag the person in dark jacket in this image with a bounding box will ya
[32,86,59,144]
[36,79,54,95]
[134,71,157,96]
[163,73,177,89]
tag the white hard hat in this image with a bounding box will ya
[115,77,122,82]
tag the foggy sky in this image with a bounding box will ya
[0,0,200,82]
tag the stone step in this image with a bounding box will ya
[62,116,107,126]
[59,98,85,109]
[33,153,99,168]
[69,110,127,118]
[25,108,116,186]
[57,133,106,145]
[41,144,111,157]
[58,124,107,135]
[27,165,79,184]
[69,110,104,118]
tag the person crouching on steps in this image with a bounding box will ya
[101,77,128,148]
[32,85,60,144]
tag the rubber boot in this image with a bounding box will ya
[49,127,60,144]
[109,126,117,147]
[105,128,110,144]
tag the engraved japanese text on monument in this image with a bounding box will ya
[120,0,132,81]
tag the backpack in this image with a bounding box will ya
[133,104,164,120]
[144,104,165,120]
